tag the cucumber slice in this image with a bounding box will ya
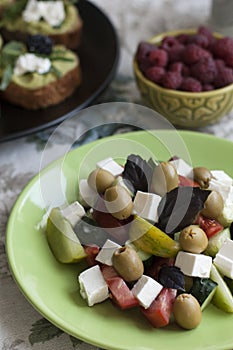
[210,264,233,313]
[189,277,217,311]
[201,287,217,311]
[204,228,230,257]
[184,275,193,292]
[129,215,180,258]
[174,231,180,242]
[125,240,152,261]
[224,276,233,294]
[46,207,87,263]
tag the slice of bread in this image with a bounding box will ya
[0,1,83,50]
[0,42,82,109]
[1,63,81,110]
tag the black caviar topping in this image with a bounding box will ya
[26,35,53,55]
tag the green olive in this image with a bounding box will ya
[173,293,202,329]
[87,168,115,193]
[193,167,212,188]
[112,245,144,282]
[152,162,179,196]
[104,185,133,220]
[201,190,224,219]
[179,225,208,253]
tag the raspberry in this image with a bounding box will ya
[180,77,202,92]
[198,26,215,46]
[169,62,183,73]
[214,67,233,88]
[148,49,168,67]
[224,54,233,68]
[213,37,233,58]
[176,34,189,45]
[187,34,209,48]
[190,57,217,84]
[145,66,165,83]
[169,62,190,76]
[161,36,179,51]
[181,64,190,77]
[167,44,185,63]
[213,39,233,67]
[137,26,233,93]
[182,44,211,65]
[215,59,225,71]
[162,71,182,90]
[202,84,214,91]
[26,35,53,55]
[136,41,157,72]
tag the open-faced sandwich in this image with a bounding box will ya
[0,0,83,50]
[0,34,82,109]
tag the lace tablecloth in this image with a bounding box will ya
[1,1,233,349]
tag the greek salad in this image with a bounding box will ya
[46,153,233,330]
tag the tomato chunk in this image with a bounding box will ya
[107,277,139,309]
[195,214,223,239]
[92,198,132,244]
[146,257,175,280]
[141,288,177,328]
[84,245,99,266]
[101,265,119,282]
[178,175,200,187]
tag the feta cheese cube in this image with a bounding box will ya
[133,191,161,223]
[213,238,233,279]
[97,157,123,177]
[218,203,233,227]
[175,251,212,278]
[95,239,121,266]
[40,1,65,27]
[14,54,51,76]
[60,201,85,227]
[227,186,233,204]
[131,275,163,309]
[211,170,233,186]
[23,0,65,27]
[169,158,193,178]
[208,175,233,225]
[78,265,109,306]
[208,178,232,203]
[22,0,41,22]
[79,179,98,208]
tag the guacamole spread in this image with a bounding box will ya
[0,44,79,90]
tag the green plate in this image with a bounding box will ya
[6,130,233,350]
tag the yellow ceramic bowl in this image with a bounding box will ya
[133,29,233,128]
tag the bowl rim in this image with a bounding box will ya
[133,28,233,97]
[148,28,223,43]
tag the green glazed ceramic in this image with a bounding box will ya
[133,29,233,128]
[6,130,233,350]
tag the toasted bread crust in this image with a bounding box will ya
[1,65,82,109]
[50,17,83,49]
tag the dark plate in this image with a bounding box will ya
[0,0,119,142]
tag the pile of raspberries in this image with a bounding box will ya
[136,26,233,92]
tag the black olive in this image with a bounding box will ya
[26,35,53,55]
